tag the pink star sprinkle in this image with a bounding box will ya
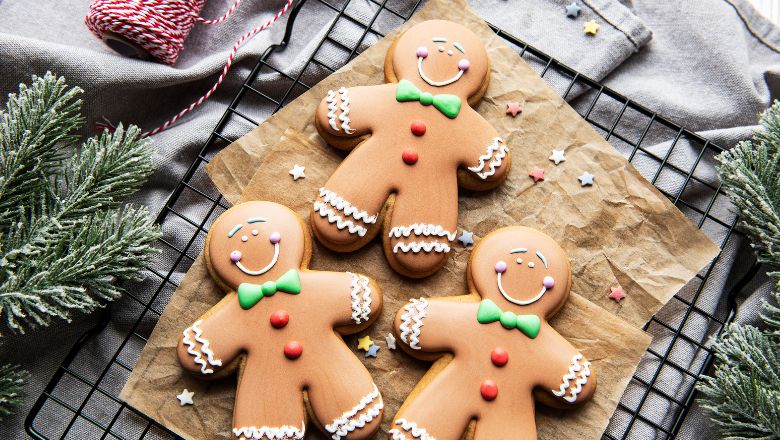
[506,102,522,117]
[609,286,626,303]
[529,167,545,182]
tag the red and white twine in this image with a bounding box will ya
[85,0,293,137]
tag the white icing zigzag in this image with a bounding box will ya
[388,224,457,241]
[393,241,451,254]
[468,137,509,179]
[399,298,428,350]
[182,320,223,375]
[338,87,356,134]
[326,90,339,131]
[319,188,378,224]
[552,354,592,403]
[388,419,436,440]
[233,423,305,439]
[347,272,372,325]
[325,385,383,440]
[313,202,368,237]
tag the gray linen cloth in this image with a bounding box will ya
[1,0,778,438]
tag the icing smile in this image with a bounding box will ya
[228,218,282,276]
[415,39,470,87]
[494,248,555,306]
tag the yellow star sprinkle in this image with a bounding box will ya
[584,20,600,36]
[357,335,373,351]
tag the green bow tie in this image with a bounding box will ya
[477,299,541,339]
[395,79,462,119]
[237,269,301,310]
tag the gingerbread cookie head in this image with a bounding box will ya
[388,19,489,101]
[469,226,571,319]
[206,201,308,292]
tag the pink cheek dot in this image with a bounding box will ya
[458,59,471,71]
[269,232,281,244]
[416,46,428,58]
[495,261,507,273]
[230,250,242,262]
[543,276,555,289]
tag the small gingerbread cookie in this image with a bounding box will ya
[391,226,596,439]
[311,20,512,278]
[176,201,384,440]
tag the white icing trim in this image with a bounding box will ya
[337,87,356,134]
[235,243,280,276]
[389,419,436,440]
[393,241,451,254]
[417,57,464,87]
[233,423,305,439]
[496,271,547,306]
[325,385,383,440]
[468,137,509,179]
[326,90,339,131]
[399,298,428,350]
[388,224,457,241]
[313,202,368,237]
[319,188,378,224]
[182,320,222,375]
[552,354,592,403]
[347,272,372,324]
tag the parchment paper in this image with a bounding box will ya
[122,130,653,439]
[123,0,720,438]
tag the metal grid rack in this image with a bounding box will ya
[25,0,759,438]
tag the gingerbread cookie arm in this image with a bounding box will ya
[533,325,597,408]
[393,299,468,359]
[315,85,381,150]
[457,118,511,189]
[177,294,245,377]
[308,271,383,334]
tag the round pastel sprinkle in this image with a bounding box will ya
[402,148,419,165]
[543,276,555,289]
[269,232,281,244]
[458,59,471,71]
[283,341,303,360]
[480,380,498,401]
[241,235,248,242]
[491,347,509,367]
[495,261,507,273]
[437,45,445,52]
[251,229,259,236]
[516,258,523,264]
[447,49,453,56]
[416,46,428,58]
[230,250,242,262]
[270,310,289,329]
[528,261,536,268]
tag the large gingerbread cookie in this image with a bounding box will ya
[391,226,596,439]
[312,19,512,278]
[176,201,384,440]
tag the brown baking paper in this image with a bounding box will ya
[123,0,719,437]
[122,129,652,439]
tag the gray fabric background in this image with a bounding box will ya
[1,0,778,438]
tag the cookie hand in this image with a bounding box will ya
[177,295,244,377]
[458,122,511,189]
[326,271,383,333]
[536,331,596,407]
[316,86,374,148]
[393,298,465,359]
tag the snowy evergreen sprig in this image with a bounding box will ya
[0,363,26,421]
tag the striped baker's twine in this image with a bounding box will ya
[86,0,293,137]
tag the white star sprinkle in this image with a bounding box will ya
[177,389,194,406]
[578,171,595,186]
[385,333,397,350]
[289,164,306,181]
[548,149,566,165]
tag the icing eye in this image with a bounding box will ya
[447,49,453,56]
[251,229,259,236]
[241,235,248,242]
[458,59,471,71]
[269,232,281,244]
[516,258,523,264]
[230,250,242,262]
[543,276,555,289]
[438,46,445,52]
[416,46,428,58]
[528,262,535,268]
[495,261,507,273]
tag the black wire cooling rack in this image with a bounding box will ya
[25,0,761,438]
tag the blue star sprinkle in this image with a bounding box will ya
[565,2,582,18]
[458,230,474,247]
[365,344,380,358]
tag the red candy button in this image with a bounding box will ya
[270,310,289,329]
[491,347,509,367]
[402,148,419,165]
[480,379,498,401]
[410,121,426,136]
[284,341,303,360]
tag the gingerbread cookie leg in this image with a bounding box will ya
[384,178,458,278]
[306,340,383,440]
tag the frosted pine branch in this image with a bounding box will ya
[0,364,27,421]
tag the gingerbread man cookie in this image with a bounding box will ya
[390,226,596,439]
[312,20,512,278]
[177,201,384,440]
